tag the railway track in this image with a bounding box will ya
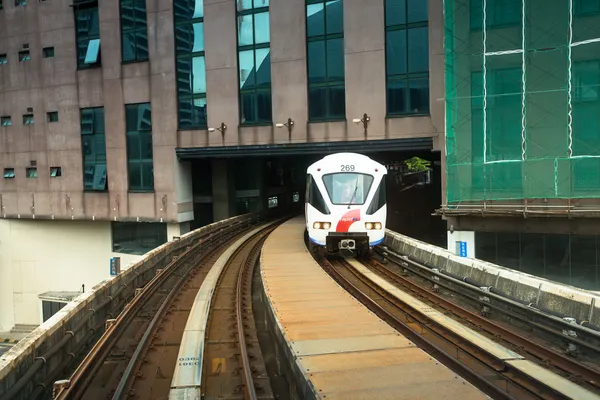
[52,218,284,400]
[365,255,600,392]
[316,253,600,400]
[376,247,600,360]
[199,221,278,399]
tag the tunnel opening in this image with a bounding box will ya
[182,141,444,247]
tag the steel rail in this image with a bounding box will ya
[316,255,514,400]
[110,225,256,400]
[110,253,198,400]
[367,258,600,391]
[219,224,278,399]
[378,247,600,355]
[54,221,250,400]
[325,255,597,400]
[236,235,263,400]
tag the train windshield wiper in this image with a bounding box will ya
[348,178,359,208]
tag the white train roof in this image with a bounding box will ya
[307,152,387,174]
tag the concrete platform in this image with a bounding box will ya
[260,217,488,400]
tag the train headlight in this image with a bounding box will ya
[365,222,383,230]
[313,222,331,230]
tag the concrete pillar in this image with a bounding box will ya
[212,159,235,221]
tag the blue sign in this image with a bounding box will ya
[459,241,467,257]
[110,257,121,276]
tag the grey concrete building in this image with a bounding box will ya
[0,0,443,328]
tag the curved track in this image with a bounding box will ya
[316,253,600,400]
[366,255,600,392]
[53,219,284,400]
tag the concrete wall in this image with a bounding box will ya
[385,229,600,326]
[0,213,254,400]
[0,218,185,330]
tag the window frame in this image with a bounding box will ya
[42,47,55,58]
[74,1,101,70]
[3,168,15,179]
[26,167,38,179]
[50,167,62,177]
[120,0,149,63]
[236,2,273,126]
[305,0,346,122]
[23,114,34,125]
[384,0,430,117]
[80,107,108,192]
[1,116,11,127]
[125,103,154,192]
[47,111,59,123]
[174,0,208,130]
[18,50,31,62]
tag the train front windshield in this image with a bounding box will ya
[322,173,374,205]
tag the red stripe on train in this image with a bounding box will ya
[336,209,361,232]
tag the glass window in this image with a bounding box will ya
[308,87,327,120]
[238,3,272,124]
[308,41,326,83]
[570,235,598,290]
[75,3,101,68]
[0,54,7,64]
[26,167,38,179]
[496,232,520,270]
[175,0,207,129]
[366,177,387,214]
[322,173,375,205]
[387,80,407,114]
[306,3,324,37]
[325,0,343,34]
[1,116,12,126]
[386,0,406,26]
[43,47,55,58]
[47,112,58,122]
[408,78,429,113]
[306,0,345,121]
[112,221,167,255]
[19,50,30,62]
[121,0,149,62]
[3,168,15,179]
[80,107,108,191]
[306,175,330,214]
[386,30,407,76]
[385,0,429,116]
[126,103,154,191]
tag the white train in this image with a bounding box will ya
[305,152,387,256]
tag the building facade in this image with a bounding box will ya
[0,0,442,328]
[443,0,600,290]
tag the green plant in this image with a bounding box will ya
[404,156,431,172]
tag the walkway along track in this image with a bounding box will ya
[52,217,284,400]
[365,255,600,393]
[315,253,600,400]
